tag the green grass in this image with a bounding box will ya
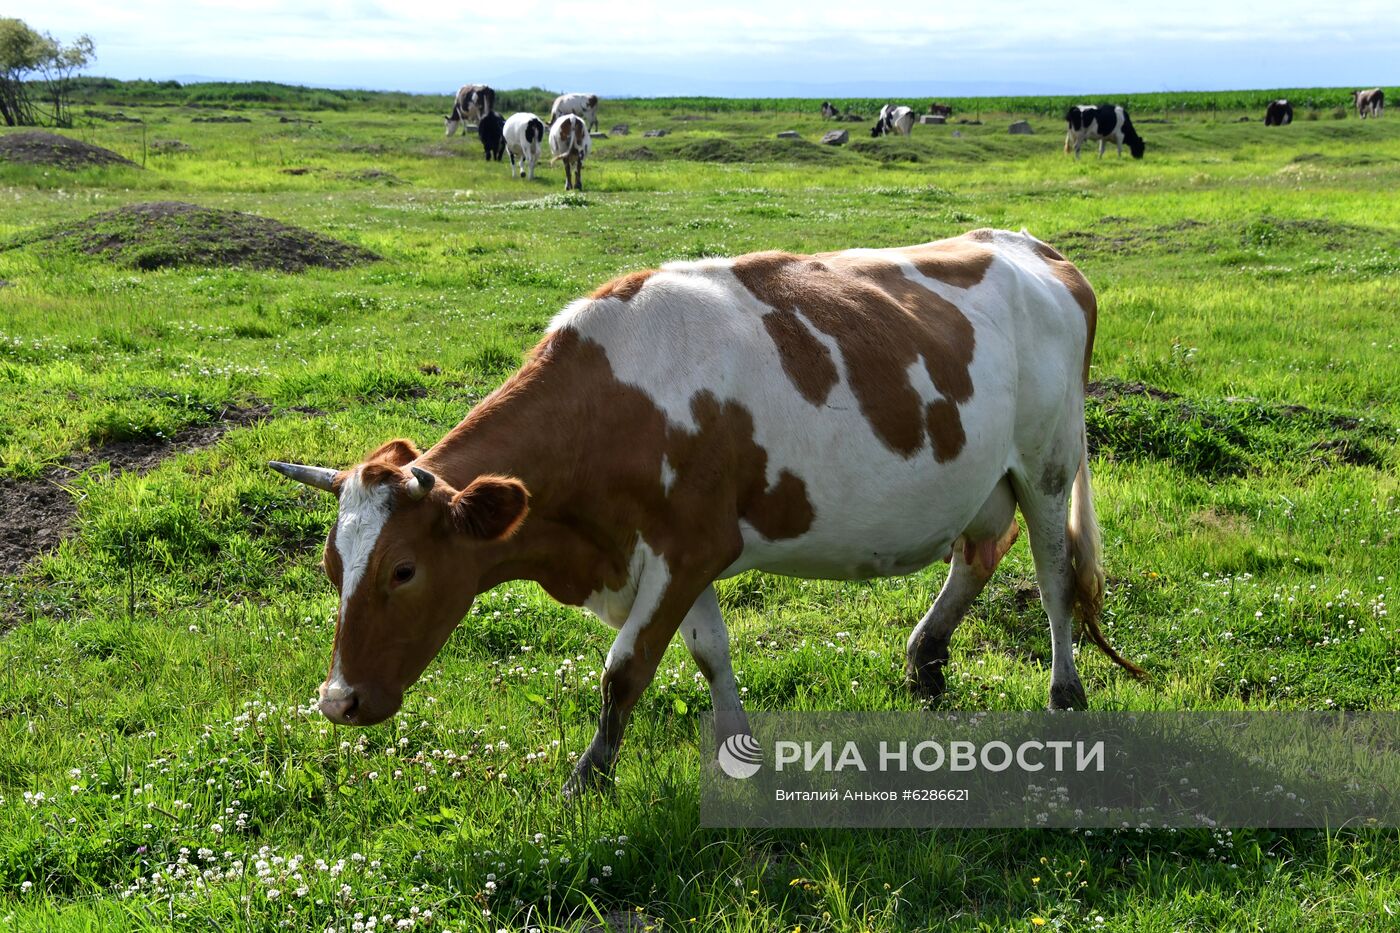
[1,88,1398,931]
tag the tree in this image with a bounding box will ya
[0,18,94,127]
[36,32,94,127]
[0,17,44,126]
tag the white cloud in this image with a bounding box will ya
[27,0,1400,93]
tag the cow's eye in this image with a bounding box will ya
[391,563,416,587]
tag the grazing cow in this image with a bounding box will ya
[549,113,591,191]
[928,102,953,118]
[1353,88,1384,119]
[1264,100,1293,126]
[477,111,506,161]
[270,227,1146,795]
[550,93,600,132]
[821,101,840,120]
[445,84,496,136]
[871,104,915,137]
[1064,105,1145,159]
[502,112,545,180]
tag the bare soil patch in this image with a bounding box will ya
[0,404,275,583]
[0,131,139,169]
[14,201,379,272]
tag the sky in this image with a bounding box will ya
[25,1,1400,97]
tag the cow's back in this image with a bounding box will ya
[549,230,1093,578]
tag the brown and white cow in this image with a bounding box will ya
[549,113,591,191]
[549,93,600,132]
[445,84,495,136]
[271,228,1145,794]
[1353,88,1384,119]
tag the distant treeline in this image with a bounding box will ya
[639,89,1388,116]
[53,77,1388,117]
[57,78,550,113]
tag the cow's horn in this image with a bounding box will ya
[269,461,338,493]
[407,466,436,500]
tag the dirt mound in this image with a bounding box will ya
[609,146,657,161]
[0,131,138,169]
[675,137,844,164]
[22,201,379,272]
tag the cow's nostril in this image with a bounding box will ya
[319,686,360,723]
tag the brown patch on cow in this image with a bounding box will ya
[734,249,976,460]
[761,308,839,405]
[685,391,816,541]
[423,327,813,604]
[590,269,656,301]
[1029,239,1097,384]
[925,399,966,463]
[895,239,995,288]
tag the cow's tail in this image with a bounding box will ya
[1068,439,1147,679]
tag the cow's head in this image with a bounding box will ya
[444,113,461,136]
[1128,136,1146,160]
[271,440,529,726]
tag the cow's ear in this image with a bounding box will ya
[367,438,420,467]
[450,475,529,540]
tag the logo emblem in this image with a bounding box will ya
[717,732,763,780]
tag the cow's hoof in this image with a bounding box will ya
[1048,678,1088,711]
[907,662,948,705]
[561,760,614,800]
[906,639,950,704]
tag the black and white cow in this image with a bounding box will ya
[1353,88,1385,119]
[1064,105,1145,160]
[503,112,546,180]
[871,104,915,138]
[821,101,840,120]
[445,85,495,136]
[478,111,506,161]
[1264,100,1293,126]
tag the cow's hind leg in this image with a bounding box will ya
[1009,444,1092,710]
[907,478,1018,702]
[680,586,750,744]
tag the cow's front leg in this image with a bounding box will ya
[679,586,749,744]
[565,571,690,797]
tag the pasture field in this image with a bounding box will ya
[1,89,1398,931]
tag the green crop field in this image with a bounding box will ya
[1,83,1398,931]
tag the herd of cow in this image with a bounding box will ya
[842,90,1388,161]
[443,83,1389,186]
[444,84,600,190]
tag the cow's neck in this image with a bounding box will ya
[417,332,634,605]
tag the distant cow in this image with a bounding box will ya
[445,84,495,136]
[550,93,600,132]
[928,102,953,118]
[1353,88,1384,119]
[821,101,840,120]
[871,104,915,137]
[1264,100,1293,126]
[549,113,591,191]
[478,111,506,161]
[1064,105,1145,160]
[503,112,545,180]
